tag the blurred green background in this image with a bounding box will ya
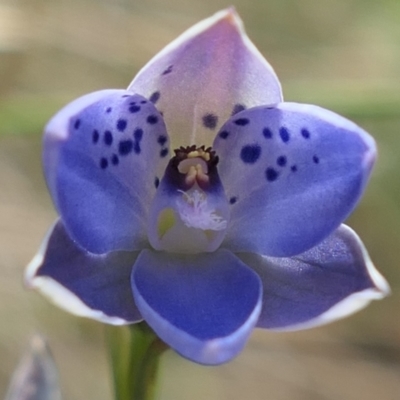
[0,0,399,399]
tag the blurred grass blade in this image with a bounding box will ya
[5,335,62,400]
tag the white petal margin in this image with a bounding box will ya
[255,224,389,332]
[134,288,262,365]
[131,249,263,365]
[277,225,390,331]
[25,222,135,326]
[276,290,387,332]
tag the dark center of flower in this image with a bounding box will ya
[147,145,229,253]
[170,145,219,189]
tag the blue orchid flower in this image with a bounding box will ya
[25,9,389,365]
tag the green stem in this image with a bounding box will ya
[106,322,168,400]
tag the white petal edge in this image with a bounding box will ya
[24,222,134,326]
[267,224,390,332]
[133,284,262,365]
[128,8,282,100]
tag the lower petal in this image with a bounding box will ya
[239,225,389,331]
[131,249,262,364]
[25,220,142,325]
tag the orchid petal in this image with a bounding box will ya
[44,90,169,253]
[128,8,282,147]
[214,102,376,257]
[131,249,262,364]
[239,225,389,331]
[25,220,142,325]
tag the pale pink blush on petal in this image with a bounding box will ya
[129,8,283,147]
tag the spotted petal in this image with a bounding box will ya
[239,225,389,330]
[128,8,282,148]
[44,90,170,253]
[214,102,376,257]
[25,220,142,325]
[131,249,262,364]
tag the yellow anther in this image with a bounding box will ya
[187,150,200,158]
[187,149,211,162]
[178,157,208,174]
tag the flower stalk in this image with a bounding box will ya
[107,323,168,400]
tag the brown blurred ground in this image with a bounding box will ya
[0,1,399,399]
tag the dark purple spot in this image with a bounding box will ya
[219,130,229,139]
[162,65,173,75]
[291,165,298,172]
[134,128,143,141]
[202,113,218,130]
[119,140,133,155]
[263,127,273,139]
[111,154,119,166]
[232,104,246,116]
[265,167,279,182]
[122,94,132,98]
[313,155,320,164]
[229,196,237,205]
[160,148,169,158]
[129,105,141,113]
[240,144,261,164]
[92,129,99,144]
[234,118,250,126]
[100,158,108,169]
[301,128,311,139]
[130,101,136,105]
[140,100,147,104]
[157,135,167,146]
[154,177,160,188]
[106,107,112,113]
[134,141,141,154]
[277,155,287,167]
[147,115,158,125]
[117,119,127,132]
[279,127,290,143]
[74,119,81,129]
[104,130,113,146]
[150,91,160,104]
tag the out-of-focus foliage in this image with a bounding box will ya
[5,335,62,400]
